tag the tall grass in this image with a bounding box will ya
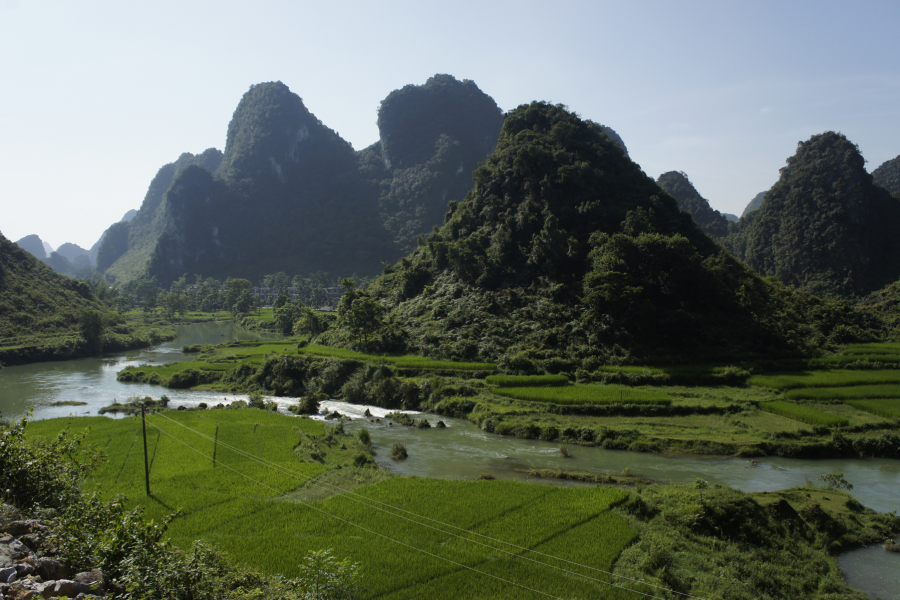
[749,370,900,390]
[758,401,849,427]
[844,399,900,420]
[493,385,670,406]
[785,384,900,401]
[485,374,569,387]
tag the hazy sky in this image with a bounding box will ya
[2,0,899,250]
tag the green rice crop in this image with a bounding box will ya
[811,354,900,366]
[493,384,670,406]
[785,384,900,401]
[485,374,569,387]
[299,344,497,371]
[26,412,638,599]
[839,342,900,356]
[758,401,849,427]
[749,370,900,390]
[844,399,900,420]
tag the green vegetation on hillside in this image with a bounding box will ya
[656,170,730,237]
[342,103,876,365]
[872,153,900,194]
[0,232,174,365]
[726,132,900,297]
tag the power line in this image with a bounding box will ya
[146,411,697,600]
[145,418,576,600]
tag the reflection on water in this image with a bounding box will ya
[0,322,280,420]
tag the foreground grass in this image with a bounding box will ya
[25,410,899,600]
[27,410,639,600]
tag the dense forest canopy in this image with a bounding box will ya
[348,103,866,364]
[872,153,900,195]
[656,170,730,238]
[730,132,900,297]
[0,231,101,345]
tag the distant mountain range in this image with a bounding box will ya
[95,75,507,287]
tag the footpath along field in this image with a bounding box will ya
[26,410,643,600]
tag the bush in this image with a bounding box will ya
[390,442,408,460]
[358,428,371,446]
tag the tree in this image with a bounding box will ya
[343,296,383,350]
[293,306,326,338]
[297,549,360,600]
[223,278,253,309]
[79,309,104,355]
[233,290,255,316]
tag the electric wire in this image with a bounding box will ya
[145,411,697,600]
[145,418,577,600]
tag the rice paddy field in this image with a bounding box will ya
[785,384,900,401]
[492,384,671,406]
[844,399,900,420]
[298,344,497,371]
[749,370,900,390]
[25,410,643,600]
[758,400,850,427]
[485,374,569,387]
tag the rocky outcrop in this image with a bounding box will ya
[0,510,122,600]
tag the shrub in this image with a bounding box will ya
[390,442,408,460]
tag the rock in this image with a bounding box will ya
[0,534,34,567]
[1,566,17,582]
[73,569,107,588]
[38,579,96,598]
[33,558,69,581]
[4,521,46,537]
[15,564,34,577]
[363,409,372,417]
[436,421,446,428]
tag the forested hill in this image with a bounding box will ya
[0,231,100,352]
[366,74,504,253]
[741,190,767,217]
[656,171,730,238]
[101,148,223,279]
[145,81,392,286]
[99,75,506,287]
[354,103,865,363]
[872,154,900,195]
[728,132,900,297]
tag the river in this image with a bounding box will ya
[1,322,897,598]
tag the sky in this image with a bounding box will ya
[2,0,899,250]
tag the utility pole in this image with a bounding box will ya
[142,403,151,496]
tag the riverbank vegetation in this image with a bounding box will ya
[13,409,899,599]
[114,334,900,459]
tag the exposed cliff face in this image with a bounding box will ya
[373,75,505,252]
[100,149,223,281]
[656,171,730,238]
[738,132,900,297]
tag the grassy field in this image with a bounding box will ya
[758,400,849,427]
[485,374,569,387]
[844,399,900,420]
[26,411,642,599]
[492,384,670,406]
[785,384,900,401]
[749,369,900,390]
[298,344,497,371]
